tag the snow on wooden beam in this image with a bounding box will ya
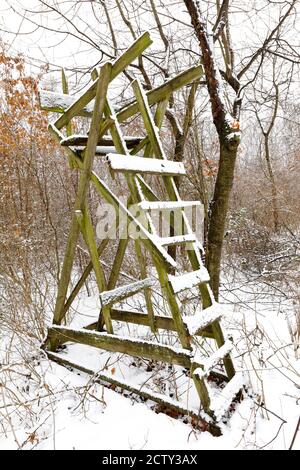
[138,201,202,211]
[100,278,156,307]
[47,325,192,367]
[54,32,152,130]
[45,350,221,436]
[60,135,143,148]
[169,267,210,294]
[183,303,223,335]
[40,64,203,124]
[210,374,245,421]
[107,154,186,176]
[39,90,95,116]
[84,309,214,337]
[159,234,197,246]
[193,340,234,379]
[118,65,204,123]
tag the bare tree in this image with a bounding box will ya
[182,0,298,298]
[1,0,299,300]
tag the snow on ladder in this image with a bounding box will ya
[107,153,187,176]
[169,267,211,293]
[39,32,240,431]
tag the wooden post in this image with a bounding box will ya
[51,63,112,341]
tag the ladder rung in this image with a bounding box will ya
[211,374,245,421]
[107,154,186,176]
[47,325,192,368]
[159,234,197,246]
[100,278,155,307]
[184,303,223,335]
[138,201,202,211]
[193,340,234,379]
[76,146,119,156]
[169,267,210,294]
[61,135,142,148]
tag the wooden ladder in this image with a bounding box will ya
[40,33,244,427]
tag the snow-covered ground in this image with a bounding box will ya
[0,275,299,450]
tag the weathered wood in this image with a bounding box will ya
[193,340,234,379]
[76,207,113,334]
[134,240,156,332]
[61,135,143,148]
[183,303,223,336]
[47,326,192,367]
[169,267,211,294]
[117,65,204,123]
[39,65,203,124]
[54,32,152,130]
[107,153,186,176]
[191,363,211,414]
[51,63,112,336]
[85,309,214,338]
[100,278,155,307]
[45,350,221,436]
[39,90,94,116]
[139,201,202,211]
[61,69,73,140]
[210,374,245,421]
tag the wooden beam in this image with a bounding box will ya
[117,65,204,123]
[85,308,214,338]
[54,32,153,130]
[107,153,186,176]
[100,278,155,307]
[61,135,143,148]
[40,64,203,124]
[47,326,192,367]
[45,350,221,436]
[51,63,112,334]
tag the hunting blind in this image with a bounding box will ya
[40,33,244,433]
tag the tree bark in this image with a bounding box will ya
[183,0,241,299]
[206,140,239,299]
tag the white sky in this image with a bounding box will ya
[0,0,299,102]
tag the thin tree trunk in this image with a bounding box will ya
[264,136,279,232]
[206,141,239,299]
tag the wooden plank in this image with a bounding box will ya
[169,267,211,294]
[107,154,186,176]
[100,278,155,307]
[39,90,94,116]
[159,234,197,247]
[138,201,202,211]
[47,326,192,367]
[45,350,221,436]
[51,63,112,335]
[76,207,113,334]
[183,303,223,336]
[40,65,203,123]
[61,135,143,148]
[193,340,234,379]
[61,69,73,139]
[117,65,204,123]
[210,374,244,421]
[85,309,214,338]
[54,32,152,130]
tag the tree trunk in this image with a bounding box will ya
[206,139,239,300]
[264,135,279,233]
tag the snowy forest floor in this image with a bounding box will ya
[0,272,299,450]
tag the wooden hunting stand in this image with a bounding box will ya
[40,33,244,430]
